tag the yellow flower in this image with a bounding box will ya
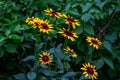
[38,19,54,34]
[44,8,62,18]
[25,17,35,24]
[32,18,41,28]
[86,37,102,49]
[72,53,77,58]
[63,14,80,29]
[64,46,73,54]
[58,28,78,41]
[80,63,98,80]
[39,52,52,65]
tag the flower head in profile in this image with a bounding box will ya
[63,14,80,29]
[39,52,52,65]
[25,17,35,24]
[44,8,62,18]
[72,53,77,58]
[38,19,54,34]
[64,46,73,54]
[86,37,102,49]
[58,28,78,41]
[80,63,98,80]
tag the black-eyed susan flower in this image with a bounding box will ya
[44,8,62,18]
[38,19,54,34]
[64,46,73,54]
[80,63,98,80]
[86,37,102,49]
[25,17,35,24]
[32,18,42,28]
[72,53,77,58]
[39,52,52,65]
[63,14,80,29]
[58,28,78,41]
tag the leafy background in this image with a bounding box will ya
[0,0,120,80]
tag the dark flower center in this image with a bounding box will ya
[87,67,94,75]
[91,39,98,44]
[42,55,49,62]
[50,11,58,16]
[34,22,39,26]
[67,50,71,53]
[52,11,57,14]
[41,23,49,30]
[67,17,75,22]
[64,30,73,37]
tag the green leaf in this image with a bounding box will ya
[22,55,35,62]
[88,46,94,55]
[0,36,6,43]
[108,8,114,15]
[104,58,114,69]
[41,70,57,76]
[63,62,70,71]
[95,0,107,10]
[72,3,79,8]
[57,58,63,70]
[4,44,18,53]
[103,41,112,53]
[104,33,117,43]
[75,25,83,34]
[0,47,4,57]
[94,14,100,20]
[8,35,23,41]
[65,3,71,11]
[61,72,77,80]
[27,72,36,80]
[96,58,104,70]
[112,50,120,60]
[13,73,27,80]
[5,29,11,36]
[11,24,26,32]
[24,33,36,40]
[89,7,100,14]
[82,2,92,13]
[55,43,62,58]
[81,13,92,22]
[84,24,94,35]
[4,18,11,23]
[108,68,116,79]
[38,43,45,50]
[68,9,79,16]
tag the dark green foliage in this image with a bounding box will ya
[0,0,120,80]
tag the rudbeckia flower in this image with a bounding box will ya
[25,17,35,25]
[58,28,78,41]
[38,20,54,34]
[80,63,98,80]
[86,37,102,49]
[72,53,77,58]
[32,18,41,28]
[44,8,62,18]
[64,46,74,54]
[63,14,80,29]
[39,52,52,65]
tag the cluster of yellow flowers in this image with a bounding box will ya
[25,8,103,80]
[26,8,80,41]
[26,17,54,34]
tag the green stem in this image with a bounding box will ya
[88,53,92,62]
[63,38,68,48]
